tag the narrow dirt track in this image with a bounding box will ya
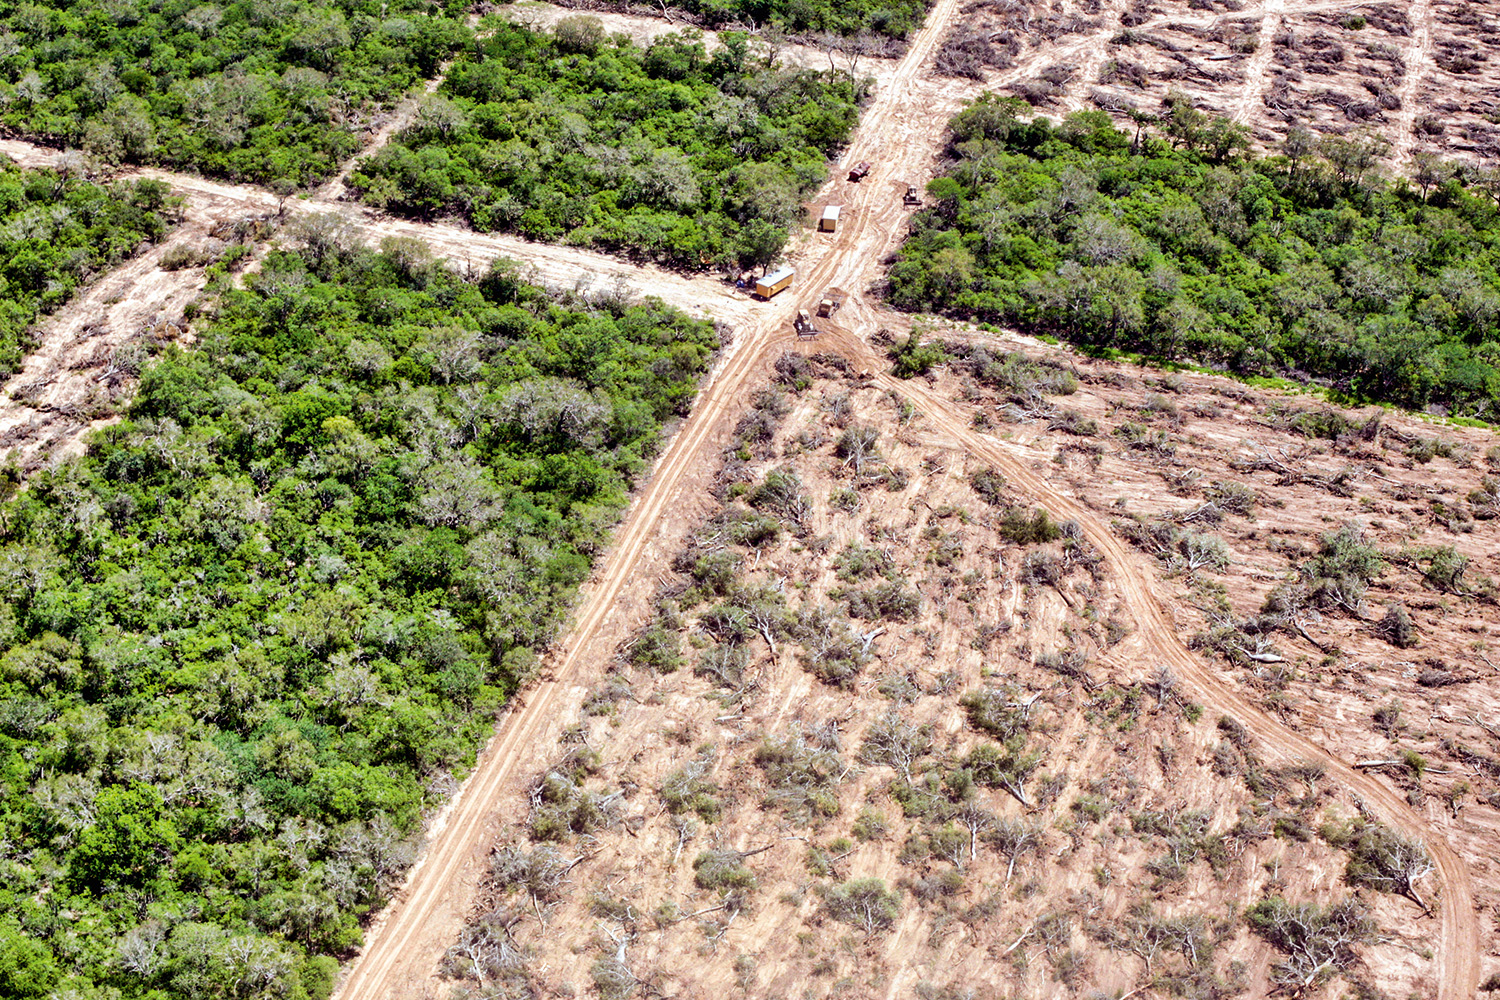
[0,139,752,462]
[1233,0,1283,123]
[875,372,1482,1000]
[1390,0,1434,167]
[316,69,453,202]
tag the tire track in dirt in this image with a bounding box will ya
[316,69,453,202]
[1390,0,1433,166]
[1233,0,1283,123]
[873,371,1482,1000]
[1063,9,1121,113]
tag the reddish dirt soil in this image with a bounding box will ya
[418,343,1497,999]
[940,0,1487,170]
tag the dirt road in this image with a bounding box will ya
[0,139,752,463]
[875,371,1482,1000]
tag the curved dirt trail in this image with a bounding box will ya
[875,372,1481,1000]
[1233,0,1283,123]
[1390,0,1433,167]
[332,1,962,997]
[316,70,452,202]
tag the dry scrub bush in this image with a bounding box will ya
[442,910,533,990]
[489,843,571,903]
[745,466,811,530]
[794,604,871,687]
[754,726,846,822]
[820,877,902,933]
[1206,479,1257,516]
[1247,896,1372,992]
[842,579,921,621]
[858,713,934,782]
[693,849,757,891]
[660,749,721,821]
[1375,602,1417,648]
[528,748,621,842]
[1335,821,1435,908]
[834,543,894,582]
[626,606,683,673]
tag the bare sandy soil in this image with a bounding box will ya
[413,340,1497,999]
[939,0,1496,170]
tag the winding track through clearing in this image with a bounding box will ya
[333,0,1477,994]
[876,373,1480,1000]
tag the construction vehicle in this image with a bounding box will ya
[819,205,842,232]
[754,266,795,299]
[817,293,841,317]
[903,185,921,206]
[794,310,817,339]
[848,161,872,182]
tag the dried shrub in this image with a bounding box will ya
[754,726,846,822]
[820,877,901,932]
[1247,896,1372,992]
[843,579,921,621]
[661,750,721,821]
[693,849,757,890]
[1375,603,1417,648]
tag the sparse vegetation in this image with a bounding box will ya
[0,167,175,374]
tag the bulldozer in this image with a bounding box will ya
[794,310,818,339]
[817,293,841,317]
[903,185,921,206]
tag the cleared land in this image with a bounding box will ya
[937,0,1499,170]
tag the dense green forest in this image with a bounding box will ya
[349,18,861,271]
[0,0,471,187]
[660,0,932,40]
[0,163,175,375]
[0,235,718,999]
[888,95,1500,416]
